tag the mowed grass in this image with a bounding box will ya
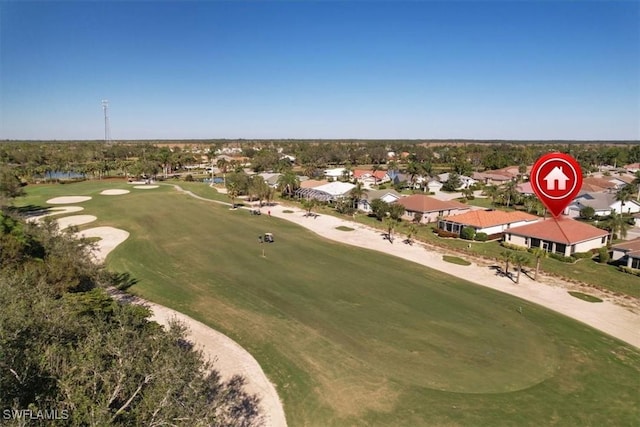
[17,181,640,426]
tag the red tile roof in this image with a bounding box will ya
[445,210,539,228]
[396,195,469,213]
[353,169,389,180]
[508,218,608,245]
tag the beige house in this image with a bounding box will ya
[505,218,608,256]
[439,210,540,236]
[395,195,470,223]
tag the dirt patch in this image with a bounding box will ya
[46,196,92,204]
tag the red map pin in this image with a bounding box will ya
[530,152,583,218]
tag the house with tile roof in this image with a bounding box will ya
[353,169,391,187]
[611,238,640,269]
[581,176,617,192]
[395,194,470,223]
[357,189,402,213]
[472,171,513,185]
[438,210,540,236]
[505,218,609,256]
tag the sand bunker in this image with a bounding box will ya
[56,215,97,230]
[46,196,92,204]
[26,206,85,223]
[100,189,130,195]
[133,185,159,189]
[78,227,130,262]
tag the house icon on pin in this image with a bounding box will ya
[543,166,570,191]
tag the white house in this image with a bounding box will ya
[505,218,608,256]
[437,173,477,189]
[357,189,402,213]
[566,192,640,217]
[295,181,355,202]
[611,238,640,269]
[324,168,350,181]
[427,180,443,193]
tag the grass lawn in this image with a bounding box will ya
[569,291,603,303]
[335,226,355,231]
[14,181,640,426]
[443,255,471,266]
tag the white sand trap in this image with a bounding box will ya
[133,185,159,189]
[100,189,130,195]
[57,215,97,230]
[78,227,130,262]
[46,196,92,204]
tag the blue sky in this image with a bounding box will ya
[1,1,638,140]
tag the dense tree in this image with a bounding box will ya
[0,212,262,426]
[277,171,300,198]
[0,166,25,205]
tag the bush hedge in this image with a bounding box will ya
[502,242,528,252]
[549,253,576,263]
[619,266,640,277]
[573,251,594,259]
[435,228,459,238]
[475,232,488,242]
[460,227,476,240]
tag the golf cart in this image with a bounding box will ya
[264,233,274,243]
[250,209,261,215]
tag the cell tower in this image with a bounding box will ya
[101,99,111,143]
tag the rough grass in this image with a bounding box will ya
[443,255,471,266]
[569,291,603,303]
[15,181,640,426]
[335,226,354,231]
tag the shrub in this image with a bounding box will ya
[378,184,387,189]
[598,247,610,264]
[436,228,459,238]
[579,206,596,220]
[184,174,194,182]
[502,242,528,251]
[619,266,640,276]
[475,232,488,242]
[573,251,594,259]
[460,227,476,240]
[549,253,576,263]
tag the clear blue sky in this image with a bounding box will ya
[1,1,638,140]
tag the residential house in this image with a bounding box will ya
[634,213,640,227]
[324,168,350,181]
[295,181,356,203]
[387,170,408,188]
[611,238,640,269]
[516,181,535,196]
[357,189,402,213]
[427,180,443,193]
[566,192,640,217]
[437,173,477,189]
[438,210,540,236]
[258,172,282,188]
[472,171,513,185]
[353,169,391,188]
[581,176,617,193]
[624,163,640,174]
[395,195,470,223]
[505,218,609,256]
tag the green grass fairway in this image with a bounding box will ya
[17,181,640,426]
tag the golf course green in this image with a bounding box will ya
[17,181,640,426]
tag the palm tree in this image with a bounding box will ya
[530,248,548,281]
[371,164,381,187]
[483,185,499,206]
[607,212,630,240]
[383,214,397,243]
[406,224,418,245]
[349,182,368,209]
[500,250,515,276]
[633,171,640,202]
[227,182,239,209]
[615,185,634,215]
[460,187,474,202]
[513,253,529,284]
[503,180,518,208]
[301,197,317,217]
[277,171,300,198]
